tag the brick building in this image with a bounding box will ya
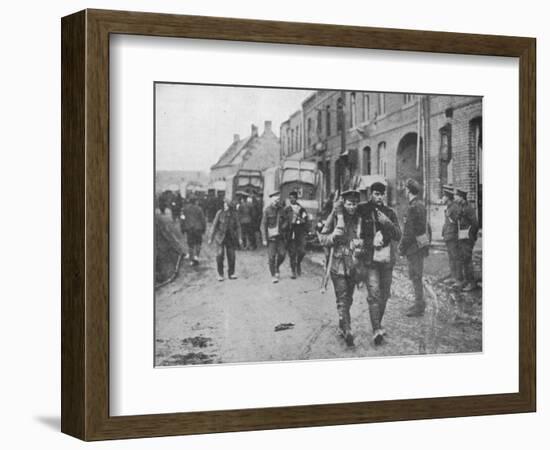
[280,109,303,161]
[291,90,482,236]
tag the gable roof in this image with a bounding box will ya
[240,129,280,171]
[210,135,253,169]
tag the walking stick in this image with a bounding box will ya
[318,190,340,294]
[320,246,334,294]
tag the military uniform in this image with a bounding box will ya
[441,187,461,284]
[456,191,479,290]
[260,200,288,280]
[319,196,365,346]
[210,206,242,279]
[238,200,255,250]
[170,192,183,222]
[359,199,401,339]
[181,202,207,264]
[284,200,309,278]
[399,183,429,316]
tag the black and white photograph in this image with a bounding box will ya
[154,83,483,366]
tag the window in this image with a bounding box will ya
[326,105,331,137]
[351,92,357,127]
[363,94,370,122]
[440,125,453,190]
[363,146,372,175]
[287,134,290,156]
[378,93,386,115]
[307,118,312,147]
[317,109,323,136]
[291,129,294,153]
[377,142,387,176]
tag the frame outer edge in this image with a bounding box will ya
[84,9,111,441]
[61,8,537,440]
[61,10,87,440]
[518,38,536,411]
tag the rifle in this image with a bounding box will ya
[318,190,340,294]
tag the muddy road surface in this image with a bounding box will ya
[155,213,482,366]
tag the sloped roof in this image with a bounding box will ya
[211,136,252,169]
[212,127,280,172]
[241,129,280,172]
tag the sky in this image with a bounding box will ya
[155,83,314,172]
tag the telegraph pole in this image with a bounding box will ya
[337,94,348,190]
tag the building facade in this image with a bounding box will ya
[293,90,482,236]
[280,110,304,161]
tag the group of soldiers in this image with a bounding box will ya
[208,190,308,283]
[316,178,479,348]
[160,179,479,349]
[441,184,480,292]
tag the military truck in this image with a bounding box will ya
[225,169,264,202]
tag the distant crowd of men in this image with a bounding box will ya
[158,180,479,348]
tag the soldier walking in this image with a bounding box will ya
[170,191,183,222]
[209,199,242,281]
[455,188,479,292]
[359,181,401,345]
[399,179,430,317]
[318,189,364,347]
[181,196,207,266]
[441,185,461,286]
[238,195,255,250]
[284,190,309,279]
[261,191,288,283]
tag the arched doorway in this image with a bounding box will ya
[396,132,424,219]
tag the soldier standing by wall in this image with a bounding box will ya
[359,182,402,345]
[180,196,207,266]
[441,185,461,286]
[209,199,242,281]
[455,188,479,292]
[261,191,288,283]
[284,190,309,279]
[399,179,430,317]
[318,189,364,347]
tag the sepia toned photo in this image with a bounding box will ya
[154,83,483,366]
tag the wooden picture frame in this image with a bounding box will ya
[61,9,536,441]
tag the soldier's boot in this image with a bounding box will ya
[296,261,302,277]
[406,278,426,317]
[379,298,388,323]
[338,309,354,347]
[368,303,384,345]
[290,260,297,279]
[378,297,389,332]
[188,247,197,266]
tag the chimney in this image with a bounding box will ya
[264,120,272,133]
[251,124,258,137]
[233,133,240,143]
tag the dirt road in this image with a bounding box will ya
[155,213,482,366]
